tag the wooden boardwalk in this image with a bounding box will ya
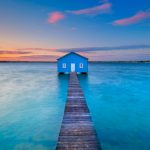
[56,72,102,150]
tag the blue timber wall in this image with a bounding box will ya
[57,53,88,73]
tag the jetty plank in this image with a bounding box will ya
[56,72,102,150]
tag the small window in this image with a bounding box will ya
[62,63,66,68]
[79,63,83,68]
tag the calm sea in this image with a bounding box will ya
[0,62,150,150]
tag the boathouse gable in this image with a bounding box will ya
[57,52,88,73]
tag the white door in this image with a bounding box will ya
[71,63,75,72]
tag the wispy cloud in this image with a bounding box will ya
[4,45,150,55]
[48,11,65,24]
[57,45,150,53]
[0,50,31,54]
[20,55,58,61]
[88,50,150,61]
[17,48,56,51]
[1,46,150,61]
[113,9,150,26]
[68,2,112,16]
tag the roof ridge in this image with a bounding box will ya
[57,52,88,60]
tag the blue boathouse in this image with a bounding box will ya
[57,52,88,74]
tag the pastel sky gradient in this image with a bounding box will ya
[0,0,150,61]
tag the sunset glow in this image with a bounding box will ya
[0,0,150,62]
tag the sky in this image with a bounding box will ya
[0,0,150,61]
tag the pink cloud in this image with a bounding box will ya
[68,3,112,15]
[113,10,150,26]
[48,11,65,24]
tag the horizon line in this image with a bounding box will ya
[0,60,150,63]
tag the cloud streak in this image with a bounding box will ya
[113,9,150,26]
[68,2,112,15]
[20,55,58,61]
[57,45,150,52]
[3,45,150,55]
[48,11,65,24]
[17,48,56,51]
[1,44,150,62]
[0,50,31,54]
[47,1,111,24]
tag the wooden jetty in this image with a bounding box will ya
[56,72,102,150]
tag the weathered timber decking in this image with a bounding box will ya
[56,72,102,150]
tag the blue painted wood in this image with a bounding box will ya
[57,52,88,73]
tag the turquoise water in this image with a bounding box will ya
[79,63,150,150]
[0,63,150,150]
[0,63,68,150]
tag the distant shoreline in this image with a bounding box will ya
[0,61,150,63]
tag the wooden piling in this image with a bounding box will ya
[56,72,102,150]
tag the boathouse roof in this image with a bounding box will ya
[57,52,88,60]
